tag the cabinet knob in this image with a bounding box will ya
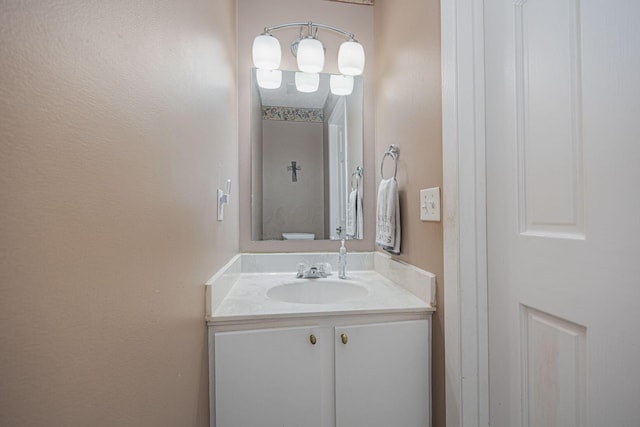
[340,333,348,345]
[310,334,317,345]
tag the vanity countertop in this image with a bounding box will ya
[208,270,433,324]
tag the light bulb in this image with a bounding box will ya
[338,40,365,76]
[252,34,281,70]
[297,38,325,73]
[256,69,282,89]
[330,74,354,96]
[295,72,320,93]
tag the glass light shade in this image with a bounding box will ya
[252,34,281,70]
[338,40,365,76]
[330,74,354,96]
[297,38,325,73]
[295,72,320,93]
[256,69,282,89]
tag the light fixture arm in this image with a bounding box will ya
[263,21,356,41]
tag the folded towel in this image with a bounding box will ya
[346,189,358,238]
[346,189,364,239]
[356,189,363,239]
[376,177,401,254]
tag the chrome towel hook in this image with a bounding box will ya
[380,144,399,179]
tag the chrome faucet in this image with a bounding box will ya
[296,263,327,279]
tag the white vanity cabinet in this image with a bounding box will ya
[211,316,431,427]
[334,320,430,427]
[214,326,329,427]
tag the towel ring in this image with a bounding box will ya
[350,166,363,190]
[380,145,399,179]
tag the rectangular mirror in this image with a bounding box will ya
[250,69,364,241]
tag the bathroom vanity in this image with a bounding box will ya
[206,253,436,427]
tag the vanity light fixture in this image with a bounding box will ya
[252,34,281,70]
[297,37,325,73]
[295,72,320,93]
[330,74,354,96]
[256,69,282,89]
[252,21,365,90]
[338,40,365,76]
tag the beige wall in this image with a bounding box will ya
[0,1,237,426]
[238,0,375,252]
[374,1,445,426]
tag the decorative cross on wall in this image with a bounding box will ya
[287,161,301,182]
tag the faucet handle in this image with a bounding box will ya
[321,262,332,275]
[318,263,326,276]
[296,262,308,278]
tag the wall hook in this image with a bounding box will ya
[217,179,231,221]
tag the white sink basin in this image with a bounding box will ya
[267,279,368,304]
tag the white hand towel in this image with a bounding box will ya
[346,189,358,238]
[346,189,364,239]
[356,189,363,239]
[376,178,401,254]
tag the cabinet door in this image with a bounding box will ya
[214,326,328,427]
[335,319,430,427]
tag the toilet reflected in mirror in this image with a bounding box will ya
[282,232,315,240]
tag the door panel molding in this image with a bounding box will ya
[520,305,587,427]
[515,0,585,239]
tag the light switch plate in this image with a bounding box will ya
[420,187,441,221]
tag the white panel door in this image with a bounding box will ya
[214,326,330,427]
[335,320,430,427]
[485,1,640,426]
